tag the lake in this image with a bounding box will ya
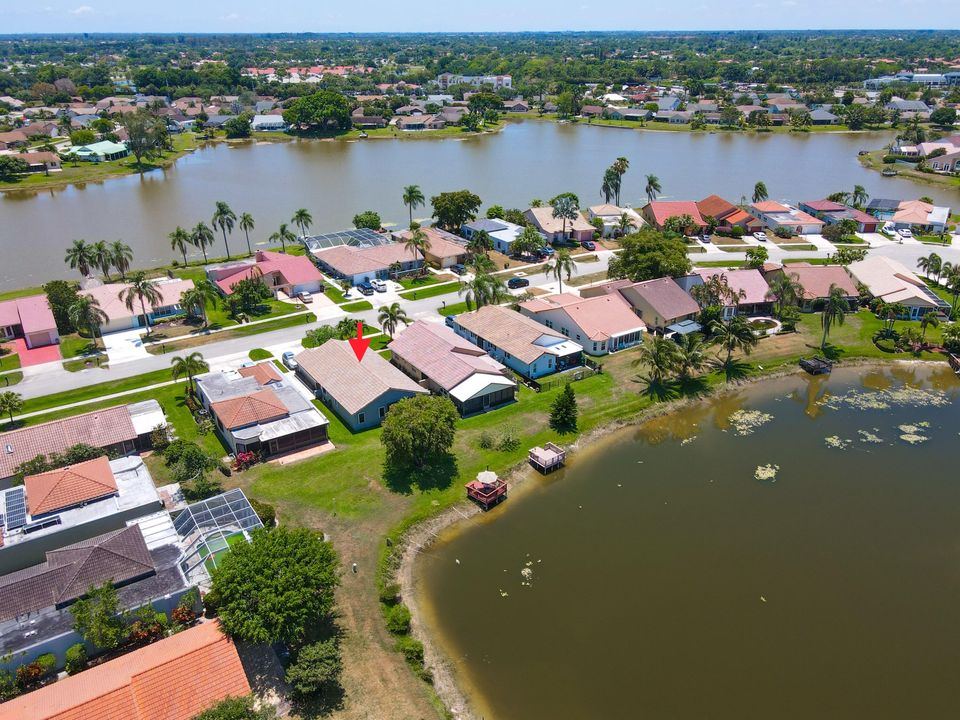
[1,122,957,290]
[414,365,960,720]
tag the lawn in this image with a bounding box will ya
[341,301,374,312]
[0,352,21,372]
[18,368,174,416]
[397,281,460,301]
[0,286,44,302]
[396,275,441,291]
[59,334,99,359]
[249,348,273,361]
[693,260,748,268]
[146,312,314,354]
[438,301,471,317]
[325,285,348,304]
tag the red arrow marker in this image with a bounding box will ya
[348,321,370,362]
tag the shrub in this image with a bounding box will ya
[395,636,424,665]
[496,429,520,452]
[773,226,793,239]
[478,430,494,449]
[232,450,258,472]
[729,225,745,238]
[249,498,276,528]
[149,423,171,450]
[35,653,56,678]
[285,639,343,697]
[378,582,400,606]
[16,662,42,688]
[196,418,214,435]
[191,694,276,720]
[64,643,88,675]
[0,670,17,701]
[385,603,411,635]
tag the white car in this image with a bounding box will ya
[282,351,298,370]
[753,231,768,242]
[370,279,387,293]
[897,228,913,239]
[297,291,313,304]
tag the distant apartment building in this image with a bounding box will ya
[436,73,512,90]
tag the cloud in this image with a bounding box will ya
[222,12,241,21]
[69,5,94,14]
[782,0,798,4]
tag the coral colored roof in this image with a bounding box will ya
[751,201,791,213]
[215,251,323,295]
[210,388,288,430]
[696,268,772,306]
[776,265,859,301]
[25,456,117,516]
[644,201,706,228]
[696,195,738,221]
[0,621,249,720]
[237,362,282,385]
[725,209,761,226]
[520,293,646,341]
[0,294,58,334]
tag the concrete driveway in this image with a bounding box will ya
[102,327,150,364]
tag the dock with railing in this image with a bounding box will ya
[528,442,566,473]
[466,470,507,511]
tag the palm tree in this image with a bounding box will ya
[170,352,209,395]
[711,315,758,368]
[601,168,616,204]
[403,228,430,273]
[91,241,112,281]
[944,266,960,315]
[239,212,255,256]
[65,239,95,279]
[644,174,661,203]
[402,185,426,227]
[377,302,410,338]
[551,196,579,242]
[675,332,708,381]
[916,252,942,280]
[819,284,849,349]
[212,201,237,260]
[766,271,805,316]
[68,295,108,350]
[920,313,939,341]
[752,181,768,204]
[851,184,869,209]
[269,223,297,254]
[467,253,496,274]
[0,391,23,425]
[617,212,636,237]
[292,208,313,239]
[118,271,162,335]
[110,240,133,280]
[169,226,192,266]
[543,248,576,294]
[612,156,629,205]
[633,336,681,386]
[181,279,220,327]
[466,230,492,257]
[191,222,215,265]
[459,271,508,310]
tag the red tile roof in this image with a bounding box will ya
[237,362,283,386]
[210,388,288,430]
[696,195,739,221]
[644,201,706,228]
[25,456,117,516]
[0,621,250,720]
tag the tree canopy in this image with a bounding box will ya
[607,229,692,281]
[282,91,353,131]
[380,395,458,469]
[431,190,482,231]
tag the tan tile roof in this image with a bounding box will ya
[314,243,416,276]
[525,206,595,234]
[621,277,701,322]
[696,268,772,306]
[453,305,571,364]
[295,340,427,415]
[776,265,858,301]
[0,406,136,480]
[237,362,282,385]
[0,620,249,720]
[211,388,288,430]
[388,320,505,391]
[393,228,467,261]
[520,293,645,341]
[25,456,117,516]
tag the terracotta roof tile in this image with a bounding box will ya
[25,456,117,516]
[237,362,283,386]
[210,388,288,430]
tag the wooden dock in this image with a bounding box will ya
[466,470,507,511]
[529,442,566,473]
[799,356,833,375]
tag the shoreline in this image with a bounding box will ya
[394,357,945,720]
[857,149,960,190]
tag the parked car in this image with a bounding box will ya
[370,279,387,292]
[358,281,375,296]
[538,245,555,258]
[445,315,456,328]
[282,351,298,370]
[297,291,313,304]
[753,231,768,242]
[897,228,913,239]
[508,277,530,289]
[450,263,466,275]
[700,233,712,243]
[580,240,597,251]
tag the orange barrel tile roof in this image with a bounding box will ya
[24,455,118,516]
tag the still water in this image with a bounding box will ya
[415,365,960,720]
[2,122,957,290]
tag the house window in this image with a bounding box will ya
[593,342,598,352]
[561,328,569,337]
[545,320,553,329]
[379,406,386,419]
[359,412,366,424]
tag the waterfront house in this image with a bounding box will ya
[927,149,960,174]
[391,228,468,269]
[352,114,387,129]
[451,305,583,379]
[195,364,329,457]
[72,140,129,162]
[762,263,859,311]
[0,130,29,149]
[641,201,707,232]
[18,152,61,173]
[388,321,517,416]
[809,108,840,125]
[580,105,604,118]
[0,294,59,349]
[251,114,287,131]
[461,218,526,254]
[868,199,950,233]
[655,110,693,124]
[295,340,427,432]
[310,241,423,285]
[798,200,881,233]
[692,268,773,317]
[518,293,646,356]
[847,255,950,319]
[396,114,446,131]
[83,278,194,333]
[750,201,825,235]
[584,277,702,332]
[696,195,763,234]
[207,250,323,299]
[502,100,529,113]
[524,206,596,244]
[586,204,644,237]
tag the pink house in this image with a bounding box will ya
[0,295,60,349]
[207,251,324,298]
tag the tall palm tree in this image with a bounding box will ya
[91,241,112,281]
[601,167,617,204]
[819,284,849,349]
[752,181,769,204]
[944,265,960,316]
[466,230,492,257]
[612,156,629,205]
[170,352,209,395]
[543,248,576,294]
[851,184,869,209]
[551,196,579,242]
[675,332,708,380]
[269,223,296,254]
[181,279,220,327]
[766,271,805,316]
[633,336,681,386]
[920,313,939,341]
[377,302,410,338]
[65,239,95,279]
[212,201,237,260]
[711,315,758,368]
[0,391,23,425]
[110,240,133,281]
[402,185,426,227]
[292,208,313,238]
[169,226,192,266]
[403,228,430,273]
[644,174,662,204]
[118,271,162,335]
[68,295,108,350]
[239,212,255,256]
[459,271,508,310]
[191,221,215,265]
[917,252,941,280]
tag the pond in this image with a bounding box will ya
[2,121,955,291]
[414,364,960,720]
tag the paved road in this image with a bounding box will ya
[16,234,959,401]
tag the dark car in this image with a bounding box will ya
[581,240,597,251]
[358,281,375,296]
[537,246,555,258]
[507,277,530,289]
[450,263,466,275]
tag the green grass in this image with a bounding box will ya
[325,285,348,304]
[692,260,748,268]
[272,359,290,374]
[0,352,21,372]
[923,279,955,306]
[58,334,99,359]
[916,235,952,246]
[783,258,833,265]
[19,368,173,416]
[438,301,471,317]
[0,286,44,302]
[396,275,441,291]
[0,371,23,387]
[795,310,946,360]
[341,301,374,312]
[147,312,314,354]
[397,282,460,301]
[63,356,108,372]
[249,348,273,361]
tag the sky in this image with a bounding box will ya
[1,0,958,34]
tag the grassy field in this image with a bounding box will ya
[437,300,470,316]
[396,275,442,291]
[0,286,44,302]
[0,352,21,372]
[858,150,960,190]
[18,367,173,416]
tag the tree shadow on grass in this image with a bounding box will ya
[382,452,459,495]
[632,376,680,402]
[715,358,752,382]
[677,375,710,397]
[811,341,845,361]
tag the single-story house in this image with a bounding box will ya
[310,242,423,285]
[750,201,825,235]
[641,201,707,232]
[18,151,61,173]
[391,228,468,269]
[451,305,583,379]
[606,107,651,121]
[762,263,859,311]
[580,105,604,118]
[657,95,681,111]
[352,114,387,129]
[524,206,596,244]
[0,294,59,349]
[847,255,950,319]
[693,268,774,317]
[503,100,529,113]
[196,364,329,457]
[251,114,287,131]
[389,321,517,416]
[519,293,646,356]
[890,200,950,232]
[72,140,129,162]
[207,250,323,298]
[927,149,960,174]
[586,204,643,237]
[810,108,840,125]
[586,277,701,331]
[798,200,881,233]
[295,340,428,431]
[396,114,446,131]
[462,218,536,254]
[0,130,29,150]
[655,110,692,124]
[83,278,194,334]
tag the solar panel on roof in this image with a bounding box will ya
[4,487,27,530]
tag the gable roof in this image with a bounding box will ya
[0,294,57,334]
[313,243,418,277]
[847,255,946,308]
[214,250,322,294]
[84,279,194,322]
[621,277,701,321]
[774,264,859,300]
[210,388,288,430]
[0,620,249,720]
[296,340,427,415]
[25,456,117,516]
[519,293,646,341]
[695,268,771,306]
[237,362,283,386]
[453,305,580,364]
[644,201,706,228]
[696,195,739,221]
[524,206,595,234]
[393,228,467,261]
